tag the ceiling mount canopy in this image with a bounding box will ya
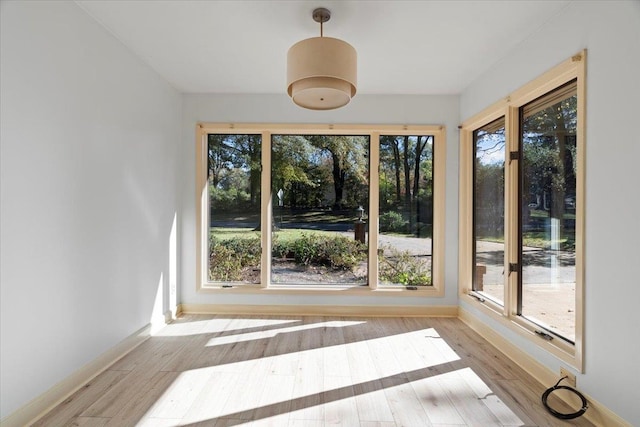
[287,7,357,110]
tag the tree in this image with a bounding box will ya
[380,136,402,207]
[207,134,233,188]
[271,135,318,208]
[207,134,261,211]
[378,135,434,236]
[306,135,368,210]
[522,95,577,233]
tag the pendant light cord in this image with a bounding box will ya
[541,376,588,419]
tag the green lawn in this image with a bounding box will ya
[210,227,335,242]
[477,231,575,250]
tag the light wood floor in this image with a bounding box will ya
[33,315,595,427]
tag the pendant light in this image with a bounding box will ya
[287,8,357,110]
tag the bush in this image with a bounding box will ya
[379,246,432,286]
[210,233,367,280]
[210,187,251,212]
[273,233,366,270]
[380,211,408,233]
[209,236,260,281]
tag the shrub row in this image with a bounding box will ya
[379,246,432,286]
[209,234,432,287]
[209,236,260,281]
[273,233,366,270]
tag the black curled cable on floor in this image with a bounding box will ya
[541,376,588,419]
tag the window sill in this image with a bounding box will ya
[198,283,443,297]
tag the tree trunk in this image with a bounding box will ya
[392,140,401,203]
[403,136,411,205]
[412,136,428,235]
[331,151,346,210]
[413,136,428,200]
[248,136,261,208]
[551,105,567,244]
[403,136,412,232]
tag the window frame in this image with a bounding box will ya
[459,51,586,370]
[196,124,446,297]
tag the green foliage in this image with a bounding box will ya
[209,235,261,281]
[208,133,261,211]
[379,211,408,233]
[210,187,250,211]
[475,161,505,238]
[379,246,432,286]
[271,135,369,210]
[273,233,366,270]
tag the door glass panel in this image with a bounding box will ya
[520,80,577,342]
[270,135,369,286]
[378,136,433,287]
[473,118,505,304]
[207,134,261,284]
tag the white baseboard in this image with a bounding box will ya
[1,324,152,427]
[458,307,632,427]
[179,303,459,317]
[165,309,176,324]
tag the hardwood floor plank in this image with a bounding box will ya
[135,417,183,426]
[401,318,460,369]
[341,319,395,423]
[409,375,465,425]
[65,416,110,426]
[217,365,268,420]
[322,320,350,378]
[323,375,359,426]
[289,347,325,422]
[359,422,397,427]
[102,371,180,426]
[456,367,526,426]
[181,371,239,425]
[438,376,503,427]
[81,369,166,418]
[351,379,396,424]
[263,318,302,376]
[366,318,409,379]
[143,368,214,419]
[287,419,324,427]
[381,376,433,427]
[251,373,296,426]
[32,370,129,427]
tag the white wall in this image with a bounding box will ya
[180,94,460,307]
[0,1,181,419]
[460,1,640,424]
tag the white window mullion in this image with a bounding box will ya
[505,106,520,317]
[368,132,380,290]
[260,131,272,288]
[195,126,208,291]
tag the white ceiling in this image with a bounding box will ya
[76,0,571,95]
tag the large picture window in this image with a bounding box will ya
[460,52,585,369]
[270,134,370,286]
[196,125,445,295]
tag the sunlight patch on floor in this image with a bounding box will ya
[136,323,503,426]
[155,317,301,337]
[205,320,366,346]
